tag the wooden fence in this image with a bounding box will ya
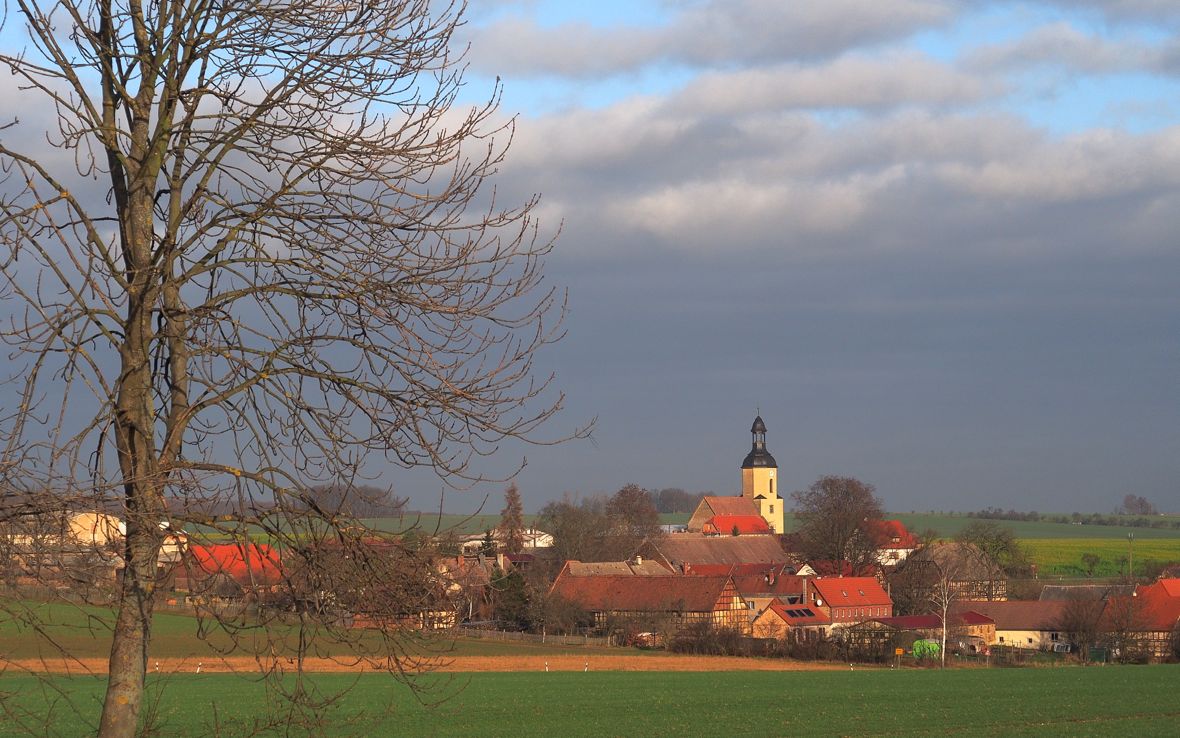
[455,626,612,647]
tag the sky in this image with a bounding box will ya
[1,1,1177,516]
[418,0,1180,515]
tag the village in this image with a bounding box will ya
[5,416,1178,669]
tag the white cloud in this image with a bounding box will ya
[465,0,958,78]
[965,22,1166,74]
[672,53,998,116]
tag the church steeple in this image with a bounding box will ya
[742,415,777,469]
[740,414,784,534]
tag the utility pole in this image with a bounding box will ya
[1127,533,1135,579]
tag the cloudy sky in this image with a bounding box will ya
[419,0,1180,514]
[1,1,1176,516]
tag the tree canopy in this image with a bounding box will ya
[791,476,885,573]
[0,0,577,734]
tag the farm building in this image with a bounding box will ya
[549,571,750,634]
[556,559,673,577]
[871,611,993,644]
[901,542,1008,601]
[458,527,554,555]
[637,534,792,572]
[952,600,1068,649]
[1100,578,1180,660]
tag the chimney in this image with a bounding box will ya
[634,554,643,566]
[800,576,808,606]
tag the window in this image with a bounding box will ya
[769,505,774,514]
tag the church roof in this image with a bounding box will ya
[700,496,760,517]
[741,447,777,468]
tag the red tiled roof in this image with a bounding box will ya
[957,610,995,626]
[1155,578,1180,598]
[1110,580,1180,632]
[703,515,772,536]
[872,520,918,549]
[732,574,806,598]
[870,611,994,631]
[188,543,282,586]
[812,577,892,608]
[764,600,830,626]
[550,573,738,613]
[683,563,791,577]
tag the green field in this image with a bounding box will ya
[2,666,1177,736]
[1021,538,1180,577]
[0,601,635,663]
[887,513,1180,540]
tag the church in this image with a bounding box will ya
[686,415,786,535]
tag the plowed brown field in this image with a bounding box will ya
[3,654,845,675]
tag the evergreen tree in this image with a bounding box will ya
[499,484,526,555]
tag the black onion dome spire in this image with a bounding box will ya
[741,414,777,468]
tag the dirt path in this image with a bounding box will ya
[3,654,847,675]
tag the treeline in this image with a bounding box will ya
[650,488,709,514]
[968,507,1180,530]
[174,484,407,520]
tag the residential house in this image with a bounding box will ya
[731,572,807,616]
[810,577,893,627]
[751,600,830,641]
[871,520,919,565]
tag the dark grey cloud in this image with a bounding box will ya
[444,86,1180,514]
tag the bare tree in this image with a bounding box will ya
[1119,494,1157,516]
[1053,598,1104,662]
[929,559,963,669]
[792,476,885,574]
[606,483,661,543]
[954,521,1030,578]
[0,0,582,734]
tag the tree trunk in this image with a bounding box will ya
[98,539,155,737]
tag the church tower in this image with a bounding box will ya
[741,415,785,534]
